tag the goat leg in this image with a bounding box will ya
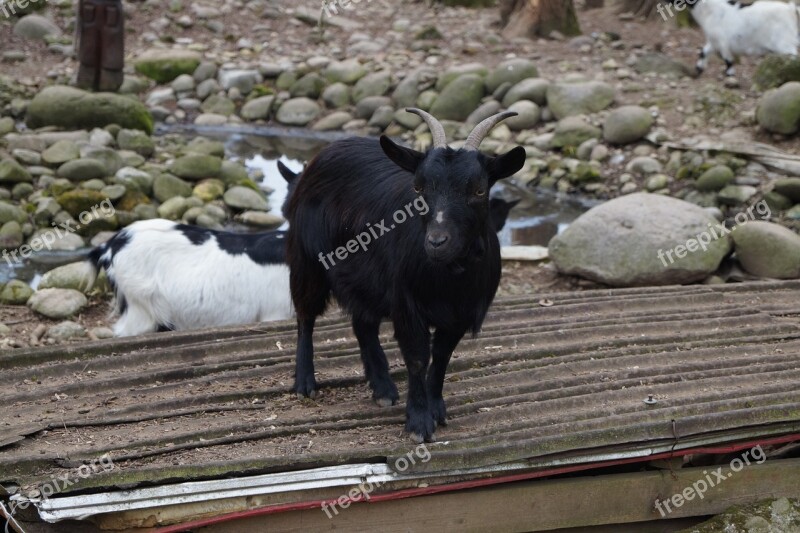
[352,317,398,407]
[394,317,435,443]
[427,326,467,427]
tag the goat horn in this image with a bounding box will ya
[405,108,447,149]
[463,111,518,151]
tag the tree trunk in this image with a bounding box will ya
[584,0,604,9]
[617,0,658,18]
[499,0,581,39]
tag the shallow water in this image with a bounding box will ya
[1,130,593,286]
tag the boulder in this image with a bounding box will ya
[26,86,153,134]
[56,188,108,217]
[322,83,351,108]
[323,59,367,84]
[38,262,96,292]
[695,165,734,192]
[41,140,80,166]
[169,154,222,180]
[134,49,202,83]
[157,196,189,219]
[732,221,800,278]
[223,186,269,211]
[0,202,27,225]
[200,94,235,116]
[550,116,601,149]
[435,63,488,91]
[547,81,615,120]
[28,288,87,319]
[773,177,800,202]
[757,82,800,135]
[312,111,354,131]
[57,158,108,181]
[352,71,392,102]
[28,228,84,251]
[117,129,155,157]
[153,173,193,202]
[0,221,24,251]
[276,98,321,126]
[504,100,541,130]
[0,280,33,305]
[46,321,87,341]
[192,179,225,202]
[485,59,539,94]
[602,105,653,145]
[754,54,800,90]
[633,53,694,78]
[290,73,326,99]
[502,78,550,107]
[429,74,485,122]
[241,95,275,120]
[13,14,61,41]
[549,193,731,286]
[0,158,33,183]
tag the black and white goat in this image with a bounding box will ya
[87,162,300,337]
[673,0,800,76]
[286,109,526,442]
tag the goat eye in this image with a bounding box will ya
[475,188,486,197]
[413,185,423,194]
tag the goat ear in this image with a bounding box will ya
[380,135,425,174]
[486,146,527,184]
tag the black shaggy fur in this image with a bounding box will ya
[286,135,525,442]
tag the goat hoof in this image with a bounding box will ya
[409,432,436,444]
[293,376,318,399]
[375,397,396,408]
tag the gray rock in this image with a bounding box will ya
[502,78,550,107]
[486,59,539,94]
[633,53,694,78]
[718,184,757,205]
[29,228,84,251]
[185,137,225,156]
[322,82,351,108]
[0,279,33,305]
[430,74,484,122]
[504,100,541,130]
[290,72,326,99]
[352,71,392,102]
[756,81,800,135]
[645,173,669,191]
[237,210,284,228]
[547,81,615,120]
[218,69,261,94]
[26,85,153,133]
[223,186,269,211]
[368,105,395,129]
[200,94,235,116]
[39,261,96,292]
[46,320,86,341]
[193,61,218,83]
[90,326,115,339]
[549,193,731,286]
[0,117,15,136]
[0,221,23,251]
[196,78,222,100]
[219,160,249,185]
[194,113,228,126]
[276,97,321,126]
[57,158,107,181]
[169,154,222,180]
[146,87,176,107]
[28,288,87,318]
[394,109,423,130]
[81,146,124,176]
[241,95,275,120]
[134,48,202,83]
[13,14,61,41]
[696,165,734,192]
[602,105,653,145]
[312,111,354,131]
[0,202,27,225]
[626,156,663,176]
[393,67,436,107]
[355,96,392,119]
[170,74,196,93]
[323,59,367,84]
[733,221,800,278]
[117,129,155,157]
[153,173,193,202]
[550,116,602,149]
[0,158,33,183]
[157,196,189,219]
[12,148,40,166]
[773,177,800,202]
[101,184,126,201]
[436,63,488,91]
[466,100,502,126]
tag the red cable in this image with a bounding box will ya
[150,432,800,532]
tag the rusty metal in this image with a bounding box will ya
[1,281,799,503]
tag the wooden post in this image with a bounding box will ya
[76,0,125,92]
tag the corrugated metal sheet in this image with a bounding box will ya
[2,281,799,500]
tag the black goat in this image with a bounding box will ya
[286,109,526,442]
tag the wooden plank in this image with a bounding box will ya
[194,458,800,533]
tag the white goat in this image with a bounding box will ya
[682,0,800,76]
[88,219,293,336]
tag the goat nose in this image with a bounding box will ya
[427,232,449,248]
